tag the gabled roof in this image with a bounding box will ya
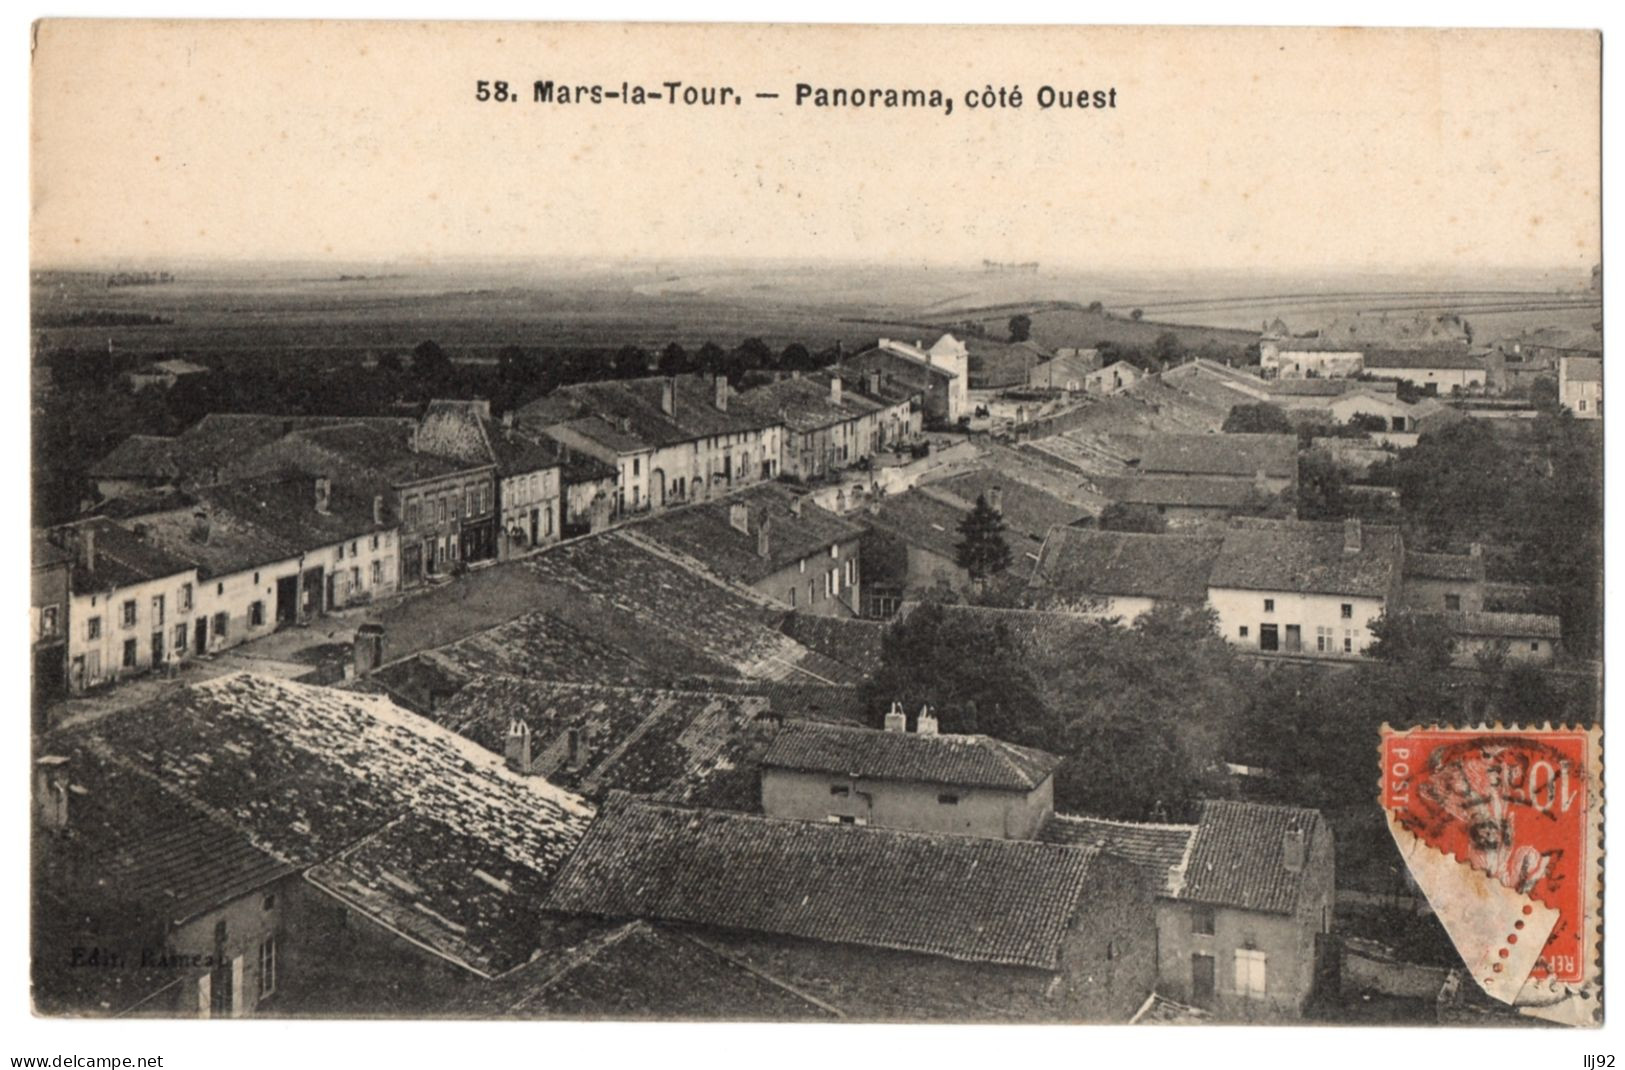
[634,483,863,585]
[88,435,181,480]
[732,375,884,434]
[1038,813,1195,895]
[1175,800,1322,915]
[1102,474,1272,510]
[51,518,197,595]
[416,399,496,466]
[1208,518,1402,599]
[519,375,781,453]
[1136,433,1297,480]
[544,794,1104,970]
[482,419,565,478]
[848,345,958,380]
[760,720,1061,792]
[866,488,969,562]
[86,673,594,978]
[1441,610,1561,640]
[1027,527,1220,604]
[923,468,1089,544]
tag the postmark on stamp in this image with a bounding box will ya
[1380,724,1601,1025]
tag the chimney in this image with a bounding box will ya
[714,375,728,412]
[314,476,332,514]
[191,509,212,545]
[916,706,939,736]
[619,415,632,434]
[566,726,583,770]
[409,425,420,453]
[353,623,386,676]
[868,370,881,397]
[35,755,71,831]
[883,702,907,733]
[372,494,384,525]
[1469,542,1483,559]
[505,720,533,775]
[729,502,750,535]
[756,516,771,559]
[78,526,97,573]
[1254,467,1269,491]
[1282,827,1307,873]
[661,378,676,416]
[502,410,514,430]
[989,485,1004,515]
[830,376,843,405]
[1343,517,1362,555]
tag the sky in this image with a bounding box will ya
[30,22,1601,276]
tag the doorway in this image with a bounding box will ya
[1192,953,1216,1007]
[1284,624,1302,653]
[276,575,299,626]
[1259,623,1279,652]
[194,617,208,654]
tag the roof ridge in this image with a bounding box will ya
[1050,811,1199,833]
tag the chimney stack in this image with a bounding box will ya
[756,516,771,559]
[989,485,1004,515]
[1469,542,1483,559]
[566,726,583,770]
[191,509,212,545]
[916,706,939,736]
[409,425,420,453]
[353,623,387,676]
[78,526,97,573]
[34,756,71,831]
[868,370,881,397]
[372,494,384,525]
[830,376,842,405]
[315,476,332,515]
[1254,467,1269,491]
[883,702,907,733]
[729,502,750,536]
[502,410,514,430]
[661,378,676,417]
[505,720,533,776]
[1282,827,1307,873]
[1343,517,1362,555]
[714,375,729,412]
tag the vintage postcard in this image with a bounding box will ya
[27,20,1601,1033]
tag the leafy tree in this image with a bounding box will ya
[1087,301,1104,313]
[376,351,404,374]
[1347,412,1389,434]
[611,345,650,379]
[658,342,691,375]
[496,345,542,385]
[412,339,453,380]
[1152,331,1184,366]
[955,493,1012,579]
[1529,374,1559,410]
[1098,501,1167,534]
[1129,308,1144,321]
[736,337,773,372]
[695,342,727,377]
[1368,611,1457,671]
[779,342,813,371]
[1296,448,1349,521]
[1008,314,1033,343]
[1222,402,1294,435]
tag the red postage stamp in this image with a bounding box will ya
[1380,725,1601,1025]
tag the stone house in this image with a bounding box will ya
[32,532,72,712]
[1025,527,1221,620]
[1559,356,1602,419]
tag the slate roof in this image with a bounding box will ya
[760,720,1061,792]
[422,676,771,800]
[85,673,594,978]
[1038,814,1195,895]
[1027,527,1220,603]
[88,435,181,480]
[732,375,884,433]
[1441,611,1562,640]
[544,794,1103,970]
[1175,800,1322,915]
[1208,518,1402,599]
[633,483,863,586]
[1363,349,1486,371]
[50,518,196,595]
[1404,551,1485,583]
[1136,433,1298,480]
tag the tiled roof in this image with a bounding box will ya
[544,794,1103,970]
[88,435,181,480]
[633,484,863,585]
[924,468,1090,544]
[848,346,957,380]
[1103,474,1270,509]
[32,531,72,571]
[1363,349,1485,371]
[1176,800,1322,915]
[50,518,196,595]
[1208,518,1402,599]
[520,375,781,453]
[482,419,565,477]
[1404,550,1485,583]
[1564,357,1603,382]
[483,921,838,1019]
[866,489,969,562]
[1037,814,1194,895]
[422,676,771,800]
[86,673,594,977]
[732,375,883,433]
[1267,379,1397,398]
[416,400,496,466]
[183,414,420,483]
[1136,433,1298,480]
[1441,610,1562,640]
[760,720,1061,791]
[775,614,887,680]
[1027,527,1220,603]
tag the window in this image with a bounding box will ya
[250,601,265,628]
[405,497,420,529]
[788,587,796,608]
[846,559,855,585]
[1578,399,1588,412]
[39,606,59,639]
[829,815,858,825]
[799,558,806,573]
[1238,626,1249,639]
[216,582,224,596]
[830,544,839,559]
[1340,603,1353,619]
[937,793,960,805]
[1234,949,1267,998]
[633,458,641,476]
[121,600,137,628]
[151,595,164,626]
[372,560,383,586]
[253,571,260,585]
[1531,641,1541,652]
[1316,626,1332,652]
[350,540,358,556]
[809,579,817,603]
[372,534,380,551]
[258,936,278,1001]
[213,612,229,640]
[263,892,276,911]
[179,583,193,612]
[1191,905,1215,935]
[122,638,137,668]
[174,623,187,651]
[1263,598,1274,613]
[350,567,361,590]
[336,544,345,561]
[829,785,850,797]
[87,615,101,640]
[1444,594,1461,612]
